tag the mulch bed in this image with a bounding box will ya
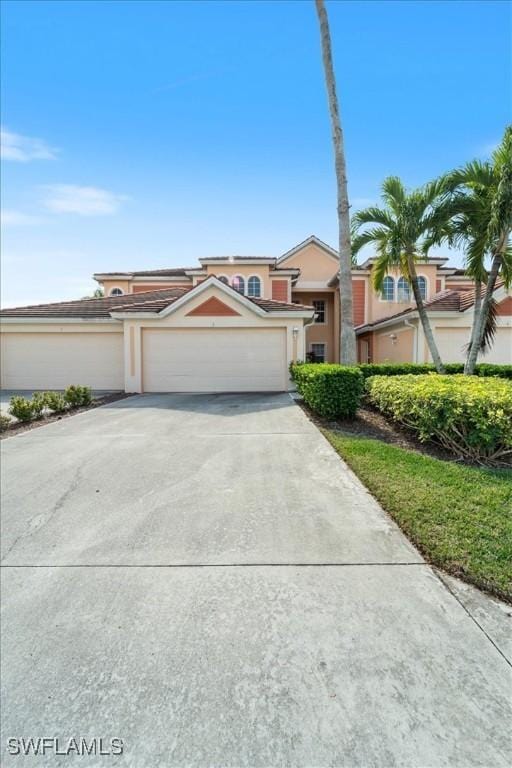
[298,399,462,464]
[0,392,132,439]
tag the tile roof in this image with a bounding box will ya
[355,281,505,332]
[1,282,313,318]
[95,267,194,277]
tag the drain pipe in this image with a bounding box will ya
[404,318,418,363]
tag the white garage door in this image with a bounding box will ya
[142,328,287,392]
[1,332,124,390]
[436,327,512,364]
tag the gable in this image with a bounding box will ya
[280,242,338,282]
[186,296,241,316]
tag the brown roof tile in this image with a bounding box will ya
[1,279,313,319]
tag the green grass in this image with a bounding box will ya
[323,429,512,601]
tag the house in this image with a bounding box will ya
[1,236,510,393]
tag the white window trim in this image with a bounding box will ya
[416,274,428,301]
[379,276,395,303]
[246,274,262,298]
[310,342,326,362]
[231,274,246,295]
[109,286,125,296]
[312,298,327,325]
[396,276,411,303]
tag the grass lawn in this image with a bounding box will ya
[323,429,512,602]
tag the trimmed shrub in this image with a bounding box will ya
[42,391,68,413]
[357,362,512,379]
[64,385,92,408]
[9,396,36,422]
[292,363,364,418]
[0,413,12,432]
[366,374,512,464]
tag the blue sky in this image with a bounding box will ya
[1,0,510,306]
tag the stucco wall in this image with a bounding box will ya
[373,327,415,363]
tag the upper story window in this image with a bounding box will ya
[109,287,124,296]
[312,299,326,323]
[417,276,427,300]
[232,275,245,294]
[247,276,261,298]
[217,275,229,284]
[397,277,411,302]
[381,276,394,301]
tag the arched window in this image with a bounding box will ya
[217,275,229,285]
[232,275,245,294]
[417,276,427,300]
[247,276,261,297]
[381,276,394,301]
[109,287,124,296]
[397,277,411,302]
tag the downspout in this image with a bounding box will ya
[404,318,418,363]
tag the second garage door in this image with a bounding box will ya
[142,328,287,392]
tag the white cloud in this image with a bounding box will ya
[42,184,128,216]
[1,126,58,162]
[0,209,42,227]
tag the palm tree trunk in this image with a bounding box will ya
[407,253,445,372]
[463,279,481,374]
[315,0,357,365]
[465,244,505,374]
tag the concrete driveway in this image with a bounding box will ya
[1,393,510,767]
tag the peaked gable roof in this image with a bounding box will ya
[277,235,339,265]
[1,277,314,319]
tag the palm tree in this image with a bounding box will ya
[441,126,512,373]
[351,177,448,372]
[315,0,356,364]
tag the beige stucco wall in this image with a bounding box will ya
[280,243,339,284]
[373,327,415,363]
[366,264,438,323]
[100,279,133,295]
[293,291,335,362]
[204,264,276,299]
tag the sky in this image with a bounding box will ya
[1,0,510,306]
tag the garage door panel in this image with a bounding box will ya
[143,328,286,392]
[1,333,124,390]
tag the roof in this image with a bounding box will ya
[355,281,505,332]
[93,267,193,278]
[278,235,339,264]
[0,279,313,319]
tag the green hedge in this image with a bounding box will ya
[292,363,364,418]
[366,374,512,465]
[358,362,512,379]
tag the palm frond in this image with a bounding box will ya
[351,206,395,230]
[351,227,389,256]
[465,297,498,356]
[381,176,406,214]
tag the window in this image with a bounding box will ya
[417,276,427,300]
[232,275,245,294]
[109,287,124,296]
[312,299,326,323]
[247,276,261,297]
[217,275,229,284]
[397,277,411,302]
[310,343,326,363]
[381,276,394,301]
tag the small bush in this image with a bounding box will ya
[41,391,68,413]
[476,363,512,379]
[64,385,92,408]
[31,392,47,418]
[366,374,512,465]
[292,363,364,418]
[9,395,36,422]
[0,413,12,432]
